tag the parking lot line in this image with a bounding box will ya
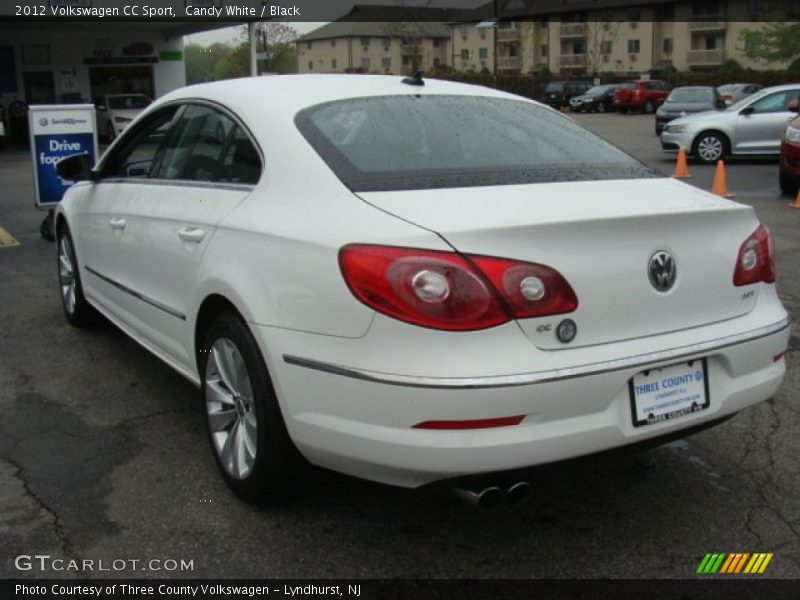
[0,226,20,248]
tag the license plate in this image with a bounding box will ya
[629,359,709,427]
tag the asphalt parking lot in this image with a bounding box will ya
[1,111,798,580]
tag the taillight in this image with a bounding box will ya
[733,224,775,286]
[339,245,578,331]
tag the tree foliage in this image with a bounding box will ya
[184,23,298,84]
[740,23,800,63]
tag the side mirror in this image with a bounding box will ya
[787,99,800,113]
[740,105,755,116]
[56,153,94,182]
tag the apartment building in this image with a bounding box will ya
[468,0,792,75]
[295,22,450,75]
[295,1,791,77]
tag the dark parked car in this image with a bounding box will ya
[568,84,620,113]
[654,86,726,135]
[543,80,593,110]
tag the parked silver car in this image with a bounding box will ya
[717,83,763,107]
[661,84,800,163]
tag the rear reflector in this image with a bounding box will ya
[773,353,784,362]
[413,416,525,430]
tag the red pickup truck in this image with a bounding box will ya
[613,79,672,114]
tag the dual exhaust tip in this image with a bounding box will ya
[453,481,532,509]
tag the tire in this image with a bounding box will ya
[692,131,729,164]
[201,312,306,503]
[56,224,102,327]
[779,168,799,197]
[644,101,655,114]
[596,102,605,113]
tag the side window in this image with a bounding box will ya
[101,106,180,179]
[218,126,262,185]
[750,91,798,114]
[154,105,233,182]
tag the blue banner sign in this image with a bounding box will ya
[29,105,98,209]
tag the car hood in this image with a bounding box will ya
[667,109,733,127]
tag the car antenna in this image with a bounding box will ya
[402,71,425,87]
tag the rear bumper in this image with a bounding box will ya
[254,296,790,488]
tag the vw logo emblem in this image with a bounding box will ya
[648,250,677,292]
[39,117,48,127]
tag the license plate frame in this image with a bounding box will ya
[628,359,710,428]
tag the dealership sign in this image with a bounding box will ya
[28,104,98,209]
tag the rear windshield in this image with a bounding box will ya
[108,95,151,110]
[545,82,565,92]
[585,85,609,95]
[295,95,659,192]
[667,88,714,103]
[618,82,637,90]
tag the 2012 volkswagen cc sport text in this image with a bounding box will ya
[54,75,790,502]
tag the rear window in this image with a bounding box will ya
[108,95,151,110]
[295,95,660,192]
[545,82,565,92]
[667,88,714,103]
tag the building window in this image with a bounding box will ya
[600,40,613,54]
[705,34,724,50]
[541,44,548,57]
[628,39,640,53]
[332,58,337,69]
[433,38,442,47]
[433,57,441,67]
[460,24,469,39]
[308,61,313,70]
[331,39,336,47]
[479,47,488,59]
[382,57,391,69]
[509,44,520,57]
[461,48,469,60]
[306,41,312,50]
[663,38,673,54]
[361,57,371,69]
[360,37,370,47]
[382,37,391,48]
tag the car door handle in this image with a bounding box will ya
[178,227,205,243]
[109,218,126,230]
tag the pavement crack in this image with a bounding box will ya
[2,455,86,576]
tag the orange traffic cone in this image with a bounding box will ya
[790,188,800,209]
[711,160,735,198]
[672,147,691,179]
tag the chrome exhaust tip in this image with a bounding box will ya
[506,481,532,505]
[452,485,504,509]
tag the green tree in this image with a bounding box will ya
[740,23,800,62]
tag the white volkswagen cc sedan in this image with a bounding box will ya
[54,75,790,502]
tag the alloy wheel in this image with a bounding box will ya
[696,135,724,162]
[205,337,258,480]
[58,236,76,315]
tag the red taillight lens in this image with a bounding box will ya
[468,256,578,319]
[413,415,525,430]
[733,224,776,286]
[339,245,577,331]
